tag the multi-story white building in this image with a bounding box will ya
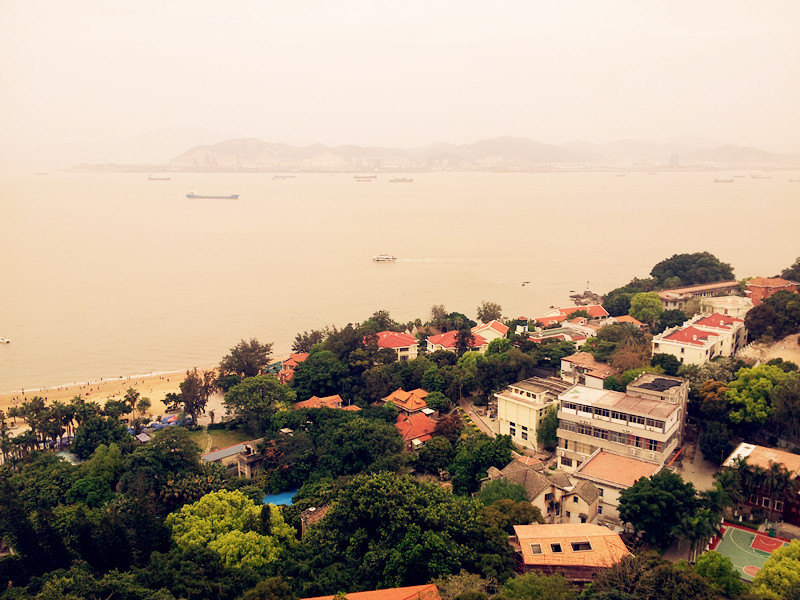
[699,295,753,320]
[651,312,746,366]
[496,377,572,450]
[556,376,687,471]
[657,281,741,311]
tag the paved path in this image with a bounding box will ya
[202,425,212,453]
[458,399,497,437]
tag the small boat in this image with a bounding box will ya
[714,178,735,183]
[751,174,772,179]
[186,188,238,199]
[389,177,414,183]
[0,338,10,344]
[372,254,397,262]
[148,175,171,181]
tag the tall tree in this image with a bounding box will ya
[179,368,217,423]
[629,292,663,326]
[224,375,295,434]
[753,539,800,600]
[476,301,502,323]
[219,338,274,378]
[650,252,735,287]
[536,405,558,451]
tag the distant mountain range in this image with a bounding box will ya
[161,136,800,171]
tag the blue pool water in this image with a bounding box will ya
[262,489,298,505]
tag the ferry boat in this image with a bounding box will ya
[186,188,239,199]
[148,175,171,181]
[372,254,397,262]
[389,178,414,183]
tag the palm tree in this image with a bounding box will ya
[764,461,794,521]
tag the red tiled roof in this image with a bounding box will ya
[395,412,438,442]
[747,277,798,288]
[375,331,418,349]
[295,394,344,409]
[694,313,743,330]
[342,405,362,411]
[384,388,429,412]
[534,315,567,327]
[664,325,719,346]
[613,315,644,327]
[427,330,487,349]
[472,320,509,336]
[302,584,441,600]
[283,353,310,369]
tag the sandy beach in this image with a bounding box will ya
[0,367,216,420]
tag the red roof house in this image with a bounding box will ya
[295,394,360,411]
[746,277,798,306]
[427,330,488,353]
[396,412,438,450]
[471,320,510,342]
[384,388,429,414]
[374,330,420,360]
[302,584,441,600]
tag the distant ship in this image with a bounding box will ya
[389,178,414,183]
[186,188,239,199]
[354,175,377,179]
[148,175,171,181]
[751,174,772,179]
[714,178,735,183]
[372,254,397,262]
[272,175,295,180]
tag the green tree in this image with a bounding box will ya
[726,364,792,425]
[476,301,502,323]
[219,338,274,378]
[629,292,663,326]
[166,490,296,574]
[71,415,130,460]
[225,375,296,434]
[656,309,688,334]
[291,350,349,400]
[485,338,512,356]
[781,256,800,282]
[651,353,680,376]
[434,570,499,600]
[650,252,735,287]
[752,539,800,600]
[699,421,733,465]
[425,391,451,412]
[240,577,298,600]
[314,417,403,478]
[745,289,800,340]
[536,405,558,451]
[415,435,455,475]
[618,470,699,548]
[450,434,513,495]
[479,499,543,535]
[495,572,577,600]
[770,372,800,441]
[179,368,217,424]
[693,550,744,597]
[477,479,530,505]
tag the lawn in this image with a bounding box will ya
[187,427,254,454]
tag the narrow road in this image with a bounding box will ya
[458,399,496,437]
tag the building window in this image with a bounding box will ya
[762,497,771,508]
[565,512,570,519]
[551,543,563,553]
[509,422,516,436]
[562,457,573,467]
[598,505,603,514]
[647,438,659,451]
[573,496,578,503]
[530,544,542,554]
[570,542,592,552]
[598,488,604,497]
[521,431,528,441]
[545,493,553,502]
[775,500,784,512]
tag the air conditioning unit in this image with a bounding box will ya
[629,448,637,455]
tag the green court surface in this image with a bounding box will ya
[712,525,788,581]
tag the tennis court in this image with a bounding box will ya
[710,524,789,581]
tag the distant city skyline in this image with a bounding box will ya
[2,0,799,161]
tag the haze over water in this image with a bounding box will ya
[1,169,798,392]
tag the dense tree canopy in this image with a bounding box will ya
[753,539,800,600]
[744,289,800,340]
[780,256,800,282]
[476,301,503,323]
[224,375,296,434]
[650,252,735,287]
[219,339,274,378]
[629,292,663,325]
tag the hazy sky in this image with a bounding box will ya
[2,0,799,153]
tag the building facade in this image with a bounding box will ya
[560,352,619,389]
[746,277,799,307]
[657,281,741,311]
[496,377,572,450]
[651,313,746,366]
[556,379,686,472]
[700,295,753,319]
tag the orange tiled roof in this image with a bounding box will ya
[562,352,618,378]
[575,450,660,488]
[472,320,510,336]
[663,325,719,346]
[375,331,419,349]
[513,523,630,568]
[535,315,568,327]
[395,412,437,442]
[427,330,487,349]
[694,313,743,330]
[559,305,609,318]
[301,584,441,600]
[295,394,344,409]
[613,315,644,327]
[723,442,800,478]
[384,388,429,412]
[747,277,798,288]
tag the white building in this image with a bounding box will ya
[471,320,509,343]
[556,381,685,472]
[651,312,746,366]
[375,330,419,360]
[560,352,619,389]
[496,377,572,450]
[699,295,753,320]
